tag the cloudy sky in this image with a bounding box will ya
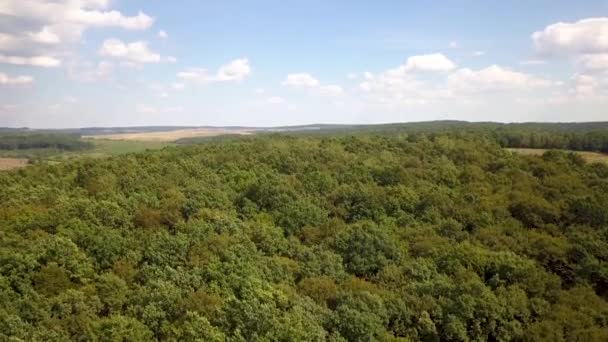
[0,0,607,128]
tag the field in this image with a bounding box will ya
[507,148,608,164]
[0,139,173,170]
[87,139,174,155]
[84,127,253,142]
[0,157,28,170]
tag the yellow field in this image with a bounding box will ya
[0,158,28,170]
[507,148,608,164]
[84,128,253,142]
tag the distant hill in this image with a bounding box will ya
[2,121,608,136]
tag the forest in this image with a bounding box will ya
[0,133,93,152]
[1,130,608,341]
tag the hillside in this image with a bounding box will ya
[1,133,607,340]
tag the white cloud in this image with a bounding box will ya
[0,72,33,85]
[578,54,608,71]
[216,58,251,81]
[0,54,61,67]
[449,41,459,48]
[569,74,608,98]
[158,30,168,39]
[472,51,486,57]
[283,73,344,97]
[448,65,552,93]
[177,68,209,82]
[355,54,457,105]
[319,85,344,97]
[532,17,608,55]
[358,58,554,108]
[166,106,183,113]
[347,72,358,80]
[64,96,78,103]
[398,53,456,73]
[266,96,286,105]
[0,1,154,31]
[177,58,251,84]
[99,39,166,64]
[29,27,61,45]
[282,73,320,87]
[136,104,157,114]
[0,0,154,67]
[520,59,547,66]
[172,83,185,90]
[0,104,17,111]
[358,71,437,105]
[68,60,114,82]
[368,54,456,83]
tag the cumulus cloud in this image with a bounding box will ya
[568,74,608,98]
[0,1,154,31]
[216,58,251,81]
[0,0,155,67]
[266,96,287,105]
[282,73,320,87]
[358,53,554,107]
[68,60,113,82]
[99,39,173,64]
[448,65,552,93]
[402,53,456,72]
[319,85,344,96]
[0,54,61,67]
[64,96,78,103]
[136,104,157,113]
[177,68,209,81]
[520,59,547,66]
[532,17,608,56]
[577,54,608,71]
[282,73,343,97]
[177,58,251,84]
[0,104,17,112]
[172,82,185,90]
[0,72,33,85]
[158,30,168,39]
[356,53,457,104]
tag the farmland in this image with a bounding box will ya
[84,127,253,142]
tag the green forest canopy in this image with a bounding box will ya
[1,131,608,340]
[0,133,93,151]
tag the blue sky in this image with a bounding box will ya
[1,0,607,128]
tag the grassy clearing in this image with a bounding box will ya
[0,158,28,170]
[507,148,608,164]
[88,139,173,156]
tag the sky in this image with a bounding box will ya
[0,1,608,128]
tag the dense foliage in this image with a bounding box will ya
[1,133,608,341]
[0,133,93,151]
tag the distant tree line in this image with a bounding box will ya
[491,129,608,152]
[0,133,93,151]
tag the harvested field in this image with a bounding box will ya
[84,128,253,142]
[0,158,28,170]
